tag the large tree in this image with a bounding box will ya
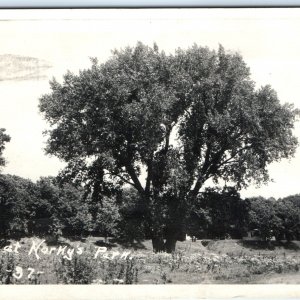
[39,42,299,252]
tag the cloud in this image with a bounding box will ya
[0,54,52,81]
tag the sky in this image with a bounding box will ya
[0,8,300,199]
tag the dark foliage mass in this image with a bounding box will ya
[0,175,93,239]
[0,172,299,244]
[0,128,10,169]
[246,196,300,241]
[187,187,248,240]
[0,174,148,242]
[187,190,300,242]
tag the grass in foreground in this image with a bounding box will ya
[0,237,299,284]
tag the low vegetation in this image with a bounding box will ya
[0,237,299,284]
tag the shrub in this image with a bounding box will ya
[54,254,95,284]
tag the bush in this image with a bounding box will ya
[54,252,141,284]
[54,254,96,284]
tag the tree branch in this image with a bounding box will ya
[108,172,137,188]
[214,144,252,169]
[163,126,172,154]
[125,162,145,195]
[190,143,212,197]
[145,156,153,195]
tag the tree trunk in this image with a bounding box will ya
[164,233,177,253]
[165,238,177,253]
[152,236,165,253]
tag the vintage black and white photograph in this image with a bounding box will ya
[0,8,300,289]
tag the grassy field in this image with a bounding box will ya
[0,236,299,284]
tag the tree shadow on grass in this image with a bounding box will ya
[94,239,117,249]
[278,241,300,250]
[62,235,89,242]
[0,239,10,248]
[110,238,147,250]
[37,235,72,247]
[239,240,300,251]
[46,239,71,247]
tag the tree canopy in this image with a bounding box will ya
[0,174,38,237]
[39,42,299,252]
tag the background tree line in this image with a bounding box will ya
[0,172,299,243]
[188,187,300,242]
